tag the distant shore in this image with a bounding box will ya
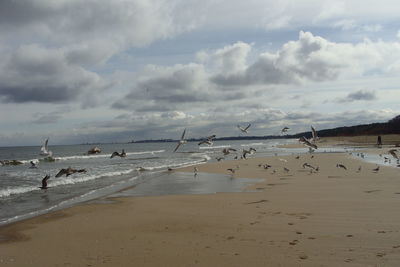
[1,136,400,266]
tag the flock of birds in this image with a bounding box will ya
[5,123,400,190]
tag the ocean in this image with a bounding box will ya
[0,139,355,226]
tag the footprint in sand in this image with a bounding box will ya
[299,254,308,260]
[289,240,299,245]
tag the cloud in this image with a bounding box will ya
[0,44,108,103]
[335,90,377,103]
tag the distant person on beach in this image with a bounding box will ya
[377,135,382,147]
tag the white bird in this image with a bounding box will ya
[198,135,216,146]
[40,138,53,157]
[311,125,318,143]
[173,129,187,152]
[299,136,318,150]
[237,124,251,133]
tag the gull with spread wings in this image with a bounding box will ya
[174,128,187,152]
[237,124,251,133]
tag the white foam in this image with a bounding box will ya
[199,145,231,150]
[0,186,40,198]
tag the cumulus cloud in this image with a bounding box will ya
[0,44,108,103]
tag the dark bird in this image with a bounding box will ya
[237,124,251,133]
[29,161,37,169]
[110,149,127,158]
[388,149,399,159]
[227,168,236,174]
[311,125,318,142]
[281,127,289,133]
[216,157,224,161]
[55,167,87,177]
[373,166,380,172]
[263,164,272,169]
[39,175,51,189]
[222,148,237,155]
[302,163,317,170]
[198,135,216,146]
[242,148,256,159]
[357,166,362,173]
[87,146,101,155]
[283,167,290,173]
[336,164,347,170]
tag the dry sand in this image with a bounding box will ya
[1,142,400,266]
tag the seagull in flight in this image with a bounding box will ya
[110,149,127,158]
[237,124,251,133]
[281,127,289,133]
[174,128,187,152]
[311,125,318,143]
[198,134,216,146]
[39,175,51,189]
[388,149,398,159]
[299,136,318,150]
[55,167,87,177]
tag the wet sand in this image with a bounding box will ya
[1,141,400,266]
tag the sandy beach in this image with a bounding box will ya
[1,140,400,266]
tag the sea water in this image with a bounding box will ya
[1,138,342,225]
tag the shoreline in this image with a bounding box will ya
[1,140,400,266]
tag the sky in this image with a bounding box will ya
[1,0,400,146]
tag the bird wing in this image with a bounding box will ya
[207,135,216,141]
[237,125,243,131]
[173,142,182,152]
[41,175,50,188]
[55,169,66,177]
[244,124,251,131]
[389,149,399,159]
[198,140,206,146]
[311,126,317,141]
[110,152,119,158]
[180,129,186,140]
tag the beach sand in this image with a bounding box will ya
[1,141,400,266]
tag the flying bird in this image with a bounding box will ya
[299,136,318,150]
[87,146,101,155]
[174,128,187,152]
[302,163,317,170]
[336,164,347,170]
[110,149,127,158]
[237,124,251,133]
[40,138,53,157]
[388,149,399,159]
[281,127,290,133]
[222,148,237,155]
[311,126,318,142]
[198,135,216,146]
[39,175,51,189]
[242,148,256,159]
[29,161,37,169]
[55,167,87,177]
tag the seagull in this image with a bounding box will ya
[237,124,251,133]
[198,135,216,146]
[222,148,237,155]
[299,136,318,150]
[227,168,236,174]
[29,161,37,169]
[263,164,272,169]
[87,146,101,155]
[194,167,198,176]
[40,138,53,157]
[283,167,290,173]
[311,125,318,143]
[357,166,362,173]
[388,149,399,159]
[281,127,289,133]
[216,157,224,161]
[242,148,256,159]
[55,167,87,177]
[110,149,127,158]
[174,128,187,152]
[373,166,380,172]
[302,163,317,170]
[39,175,51,189]
[336,164,347,170]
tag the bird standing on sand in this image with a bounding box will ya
[39,175,51,189]
[174,128,187,152]
[357,166,362,173]
[194,167,198,177]
[237,124,251,133]
[373,166,380,172]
